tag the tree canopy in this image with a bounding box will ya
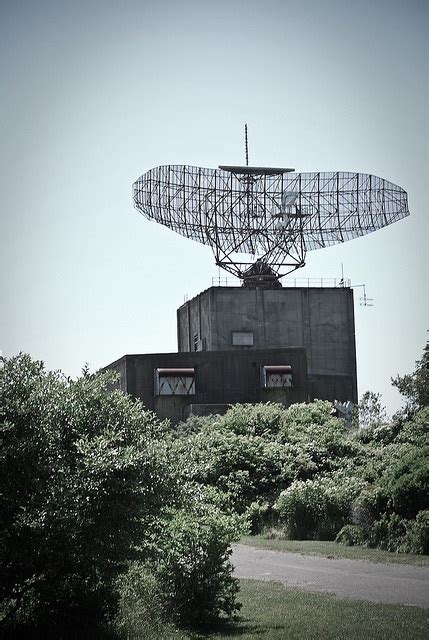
[0,354,241,638]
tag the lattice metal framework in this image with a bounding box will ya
[133,165,409,278]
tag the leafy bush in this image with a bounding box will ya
[369,513,410,552]
[401,510,429,554]
[383,447,429,519]
[142,507,242,628]
[171,345,429,555]
[114,564,170,639]
[355,391,387,429]
[173,413,220,438]
[281,399,339,432]
[393,406,429,446]
[279,400,361,468]
[369,510,429,554]
[115,503,242,635]
[275,480,325,539]
[350,488,388,533]
[218,402,287,438]
[275,475,364,540]
[1,355,180,635]
[173,401,364,521]
[172,426,295,513]
[335,524,366,546]
[0,354,242,637]
[352,445,429,524]
[244,501,272,534]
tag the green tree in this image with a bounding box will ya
[356,391,387,428]
[1,354,244,637]
[1,354,180,636]
[392,342,429,413]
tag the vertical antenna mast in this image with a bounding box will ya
[245,123,249,166]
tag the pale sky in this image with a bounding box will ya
[1,0,428,415]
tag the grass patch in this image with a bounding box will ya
[200,579,429,640]
[240,535,429,566]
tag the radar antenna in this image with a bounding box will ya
[133,142,410,287]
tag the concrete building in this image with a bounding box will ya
[177,285,357,404]
[106,347,308,423]
[105,282,357,423]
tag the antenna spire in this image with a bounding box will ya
[245,123,249,166]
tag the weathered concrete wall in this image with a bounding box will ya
[177,286,357,403]
[105,347,308,424]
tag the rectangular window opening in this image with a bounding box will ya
[232,331,254,347]
[261,365,293,389]
[155,368,195,396]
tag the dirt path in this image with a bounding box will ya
[232,544,429,608]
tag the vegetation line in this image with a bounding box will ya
[238,536,429,566]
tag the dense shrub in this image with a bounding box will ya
[218,402,287,438]
[244,501,272,534]
[401,510,429,554]
[145,507,241,627]
[369,513,410,552]
[335,524,366,546]
[115,503,242,635]
[279,400,363,467]
[355,391,387,429]
[115,564,169,640]
[393,406,429,446]
[368,510,429,554]
[275,475,365,540]
[280,400,339,432]
[0,355,241,637]
[172,401,368,524]
[173,413,220,438]
[275,480,326,539]
[173,377,428,553]
[172,426,295,513]
[1,355,177,635]
[170,364,428,553]
[383,447,429,519]
[350,488,388,533]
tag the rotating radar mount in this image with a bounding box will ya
[133,126,410,288]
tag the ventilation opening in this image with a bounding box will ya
[261,365,293,389]
[155,368,195,396]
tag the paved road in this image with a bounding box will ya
[232,544,429,608]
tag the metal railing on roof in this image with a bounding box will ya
[210,276,351,288]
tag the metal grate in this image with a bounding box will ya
[262,365,293,389]
[133,164,409,279]
[155,368,195,396]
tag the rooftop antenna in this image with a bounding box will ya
[359,284,374,307]
[353,283,374,307]
[245,123,249,166]
[338,262,345,287]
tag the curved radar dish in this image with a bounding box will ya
[133,164,409,282]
